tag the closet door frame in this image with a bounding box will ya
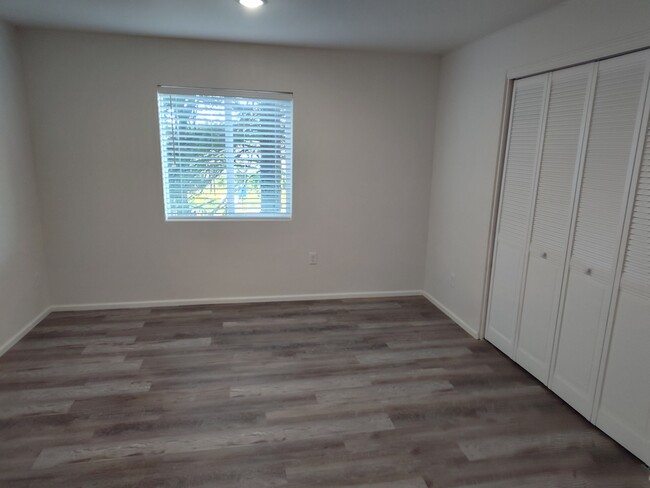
[548,51,650,418]
[592,54,650,421]
[485,73,550,357]
[480,81,514,341]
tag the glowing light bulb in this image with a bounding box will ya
[239,0,266,9]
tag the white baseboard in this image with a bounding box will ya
[0,290,477,356]
[49,290,423,312]
[421,291,480,339]
[0,306,52,357]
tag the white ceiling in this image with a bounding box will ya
[0,0,565,53]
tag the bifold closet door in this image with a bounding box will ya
[596,88,650,466]
[486,74,548,356]
[515,65,594,383]
[550,51,650,418]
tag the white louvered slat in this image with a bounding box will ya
[157,86,293,220]
[496,79,547,244]
[621,130,650,296]
[570,59,648,277]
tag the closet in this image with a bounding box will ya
[486,48,650,466]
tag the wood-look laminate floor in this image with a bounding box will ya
[0,297,647,487]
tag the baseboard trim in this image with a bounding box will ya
[421,291,480,339]
[49,290,423,312]
[0,306,52,357]
[0,291,476,355]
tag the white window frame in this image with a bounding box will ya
[156,85,293,221]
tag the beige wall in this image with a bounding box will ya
[19,29,438,306]
[0,22,49,351]
[424,0,650,336]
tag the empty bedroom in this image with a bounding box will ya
[0,0,649,486]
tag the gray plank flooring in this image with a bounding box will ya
[0,297,647,487]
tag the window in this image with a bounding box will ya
[157,86,293,220]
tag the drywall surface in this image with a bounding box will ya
[19,29,437,306]
[0,21,49,350]
[424,0,650,337]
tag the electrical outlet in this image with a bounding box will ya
[308,252,318,265]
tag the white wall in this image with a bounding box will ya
[18,29,438,306]
[0,21,49,351]
[424,0,650,337]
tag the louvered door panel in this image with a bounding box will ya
[516,65,593,383]
[570,57,648,276]
[486,74,548,356]
[621,137,650,295]
[597,93,650,467]
[529,68,592,260]
[551,51,650,418]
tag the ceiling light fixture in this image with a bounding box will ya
[238,0,266,9]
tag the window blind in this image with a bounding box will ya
[157,86,293,220]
